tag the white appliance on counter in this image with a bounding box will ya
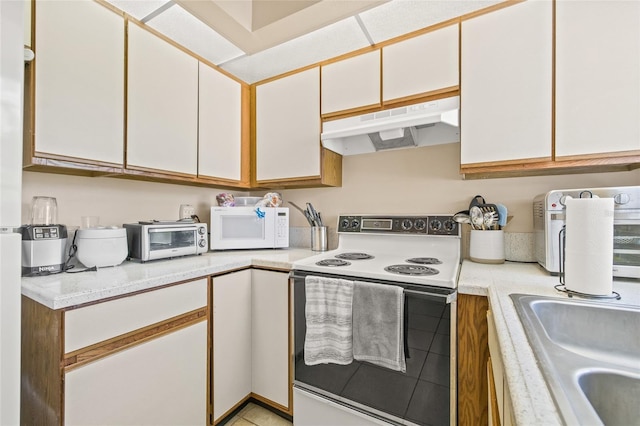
[123,221,208,262]
[291,214,461,426]
[0,2,24,422]
[210,206,289,250]
[533,186,640,279]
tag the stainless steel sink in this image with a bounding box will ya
[511,294,640,426]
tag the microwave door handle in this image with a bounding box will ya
[148,227,197,233]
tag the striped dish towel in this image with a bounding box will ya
[304,275,354,365]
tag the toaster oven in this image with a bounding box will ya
[123,221,208,262]
[533,186,640,279]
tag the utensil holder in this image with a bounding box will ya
[469,230,505,264]
[311,226,328,251]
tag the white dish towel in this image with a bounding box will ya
[353,281,406,372]
[304,275,354,365]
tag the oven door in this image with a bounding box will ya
[291,270,456,426]
[146,227,199,261]
[613,217,640,278]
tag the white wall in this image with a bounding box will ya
[22,143,639,233]
[21,172,247,228]
[276,143,639,232]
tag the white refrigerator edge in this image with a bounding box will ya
[0,1,25,424]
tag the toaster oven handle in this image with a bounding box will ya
[148,227,198,233]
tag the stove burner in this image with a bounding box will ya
[316,259,351,267]
[384,264,440,276]
[406,257,442,265]
[335,252,374,260]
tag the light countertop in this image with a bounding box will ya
[21,248,314,310]
[22,252,640,425]
[458,260,640,426]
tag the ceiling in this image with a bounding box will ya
[105,0,504,83]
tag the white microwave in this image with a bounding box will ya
[210,206,289,250]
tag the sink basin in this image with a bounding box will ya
[578,370,640,426]
[511,294,640,425]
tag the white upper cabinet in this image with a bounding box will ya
[255,67,321,181]
[460,1,552,165]
[555,0,640,157]
[34,0,124,165]
[383,24,459,102]
[198,62,243,181]
[127,23,198,175]
[321,51,381,115]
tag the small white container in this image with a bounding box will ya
[75,227,128,268]
[469,230,505,264]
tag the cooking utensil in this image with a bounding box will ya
[305,203,322,227]
[483,211,499,230]
[289,201,315,226]
[453,210,471,224]
[470,206,484,230]
[496,203,508,227]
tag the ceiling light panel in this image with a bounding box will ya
[359,0,505,43]
[145,4,246,65]
[104,0,171,21]
[221,17,370,83]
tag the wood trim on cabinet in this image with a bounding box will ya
[207,276,213,426]
[457,293,489,426]
[382,86,460,109]
[461,154,640,180]
[321,102,382,121]
[319,85,459,123]
[21,296,65,426]
[252,147,342,189]
[62,307,208,372]
[213,395,252,426]
[487,358,502,426]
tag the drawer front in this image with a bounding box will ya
[65,278,207,353]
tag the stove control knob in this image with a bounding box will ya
[444,220,457,232]
[401,219,413,230]
[614,193,631,205]
[351,219,360,229]
[429,219,442,231]
[341,218,350,229]
[414,219,426,231]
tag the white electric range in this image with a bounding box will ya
[291,214,461,426]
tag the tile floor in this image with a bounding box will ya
[225,403,292,426]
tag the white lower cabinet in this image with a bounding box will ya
[487,310,515,426]
[21,278,209,426]
[212,269,253,422]
[212,269,291,422]
[65,321,208,426]
[252,269,290,408]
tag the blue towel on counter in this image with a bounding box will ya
[304,275,354,365]
[352,281,406,372]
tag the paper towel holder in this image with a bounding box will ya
[556,225,621,300]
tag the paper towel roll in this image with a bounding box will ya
[564,197,614,296]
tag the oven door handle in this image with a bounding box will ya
[148,227,197,233]
[290,272,456,304]
[404,288,457,304]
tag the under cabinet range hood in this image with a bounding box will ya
[321,96,460,155]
